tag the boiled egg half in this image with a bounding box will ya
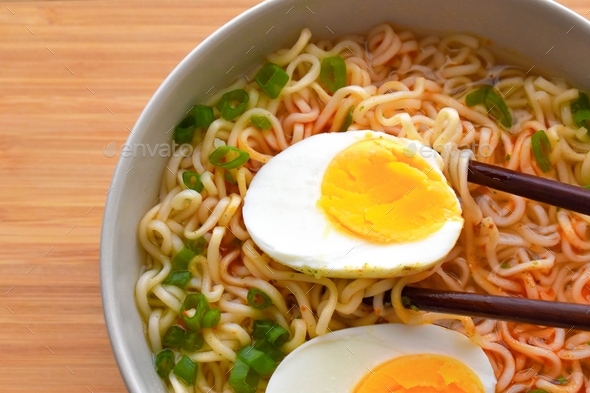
[242,131,463,278]
[266,324,496,393]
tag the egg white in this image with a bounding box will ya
[242,130,463,278]
[266,324,496,393]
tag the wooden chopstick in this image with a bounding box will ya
[401,286,590,331]
[467,160,590,216]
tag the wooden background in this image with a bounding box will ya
[0,1,587,392]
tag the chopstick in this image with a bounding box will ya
[467,160,590,216]
[401,286,590,331]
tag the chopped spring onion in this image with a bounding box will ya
[209,146,250,169]
[572,91,590,111]
[464,87,488,107]
[165,247,195,288]
[180,293,209,331]
[340,106,354,132]
[254,63,289,99]
[252,319,289,346]
[247,288,273,309]
[229,358,260,393]
[465,85,512,128]
[182,331,205,352]
[574,109,590,130]
[171,247,196,271]
[320,56,347,94]
[173,115,196,145]
[201,308,221,329]
[251,114,272,130]
[253,339,286,362]
[162,325,186,348]
[584,185,590,190]
[527,390,549,393]
[173,355,197,385]
[252,319,274,340]
[556,375,568,385]
[571,92,590,130]
[163,270,192,288]
[237,346,278,376]
[531,130,552,173]
[486,90,513,128]
[182,171,204,192]
[217,89,249,121]
[265,324,289,347]
[192,105,215,129]
[154,349,175,379]
[186,237,207,255]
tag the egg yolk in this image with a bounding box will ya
[353,354,485,393]
[318,137,462,243]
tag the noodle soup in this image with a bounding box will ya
[134,24,590,393]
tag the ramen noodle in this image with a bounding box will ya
[135,25,590,392]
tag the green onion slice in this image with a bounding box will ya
[320,56,347,94]
[154,349,175,379]
[252,319,275,340]
[182,171,204,192]
[464,87,488,106]
[531,130,552,173]
[571,92,590,131]
[182,331,205,352]
[209,146,250,169]
[253,339,286,362]
[173,115,195,145]
[192,105,215,129]
[229,358,260,393]
[162,325,186,348]
[237,345,278,376]
[163,270,192,288]
[252,319,289,346]
[340,106,354,132]
[527,390,549,393]
[265,324,289,347]
[186,237,207,255]
[217,89,249,121]
[201,308,221,329]
[465,85,512,128]
[574,109,590,129]
[247,288,273,309]
[571,92,590,113]
[254,63,289,99]
[171,247,196,271]
[173,355,197,385]
[251,114,272,130]
[180,293,209,331]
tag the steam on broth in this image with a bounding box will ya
[135,24,590,393]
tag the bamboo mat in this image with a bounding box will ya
[0,1,587,392]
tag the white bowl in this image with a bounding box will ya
[100,0,590,392]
